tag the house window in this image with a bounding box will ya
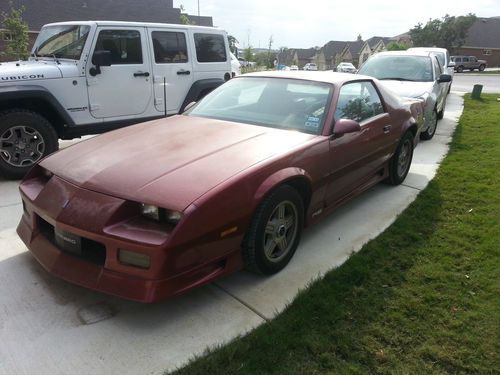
[483,49,492,56]
[3,32,13,41]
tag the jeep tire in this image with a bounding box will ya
[0,109,59,179]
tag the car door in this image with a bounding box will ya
[432,56,446,110]
[149,28,194,114]
[87,27,153,119]
[325,81,396,207]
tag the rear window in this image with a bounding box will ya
[194,33,226,62]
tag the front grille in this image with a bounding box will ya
[38,216,106,265]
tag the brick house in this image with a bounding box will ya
[0,0,213,61]
[453,17,500,67]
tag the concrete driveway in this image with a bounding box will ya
[0,94,463,375]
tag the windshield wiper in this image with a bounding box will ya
[379,77,417,81]
[36,53,60,64]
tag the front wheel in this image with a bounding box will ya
[420,109,438,140]
[0,110,59,179]
[242,185,304,275]
[386,131,414,186]
[479,64,486,72]
[457,65,464,73]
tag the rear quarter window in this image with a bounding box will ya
[194,33,227,63]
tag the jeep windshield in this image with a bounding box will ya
[186,77,332,135]
[32,25,90,60]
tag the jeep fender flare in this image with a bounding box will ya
[0,84,75,126]
[180,78,225,112]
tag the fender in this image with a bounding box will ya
[253,167,313,207]
[0,84,75,126]
[180,78,225,112]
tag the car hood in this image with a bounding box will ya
[0,60,62,82]
[41,116,316,211]
[379,80,434,98]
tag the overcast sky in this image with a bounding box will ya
[176,0,500,49]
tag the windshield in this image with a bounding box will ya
[187,77,332,135]
[359,55,433,82]
[32,25,90,60]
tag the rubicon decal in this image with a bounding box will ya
[1,74,45,81]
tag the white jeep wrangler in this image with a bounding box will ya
[0,21,232,179]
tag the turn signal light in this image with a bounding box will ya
[118,249,151,269]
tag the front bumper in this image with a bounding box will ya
[17,174,242,302]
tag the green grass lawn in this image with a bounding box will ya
[171,94,500,375]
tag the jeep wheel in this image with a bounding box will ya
[457,65,464,73]
[0,110,59,179]
[479,64,486,72]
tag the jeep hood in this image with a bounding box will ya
[379,80,434,99]
[0,60,62,82]
[40,116,316,211]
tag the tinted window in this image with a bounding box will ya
[95,30,142,64]
[188,77,331,134]
[194,33,226,62]
[152,31,188,63]
[463,57,469,62]
[358,55,433,82]
[335,81,384,123]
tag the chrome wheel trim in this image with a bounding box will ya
[0,125,45,167]
[426,110,437,136]
[262,200,299,263]
[397,138,412,178]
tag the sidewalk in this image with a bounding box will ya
[0,93,464,375]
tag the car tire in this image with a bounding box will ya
[457,65,464,73]
[479,64,486,72]
[0,109,59,180]
[242,185,304,275]
[386,131,414,186]
[420,109,438,140]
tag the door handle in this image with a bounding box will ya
[383,125,392,134]
[133,71,150,77]
[177,70,191,75]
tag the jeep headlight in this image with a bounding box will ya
[140,204,183,225]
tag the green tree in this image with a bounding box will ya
[243,46,253,62]
[227,35,238,54]
[386,41,411,51]
[179,5,194,25]
[1,3,29,60]
[410,14,476,52]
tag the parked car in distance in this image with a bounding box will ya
[408,47,454,92]
[290,65,299,71]
[358,51,451,140]
[303,63,318,71]
[336,62,357,73]
[451,55,487,72]
[18,71,422,302]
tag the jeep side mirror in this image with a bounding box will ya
[438,74,452,83]
[89,50,112,76]
[333,118,361,137]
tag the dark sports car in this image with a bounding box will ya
[17,72,424,302]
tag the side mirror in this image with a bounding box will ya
[333,118,361,137]
[448,61,456,68]
[437,74,452,83]
[89,50,112,76]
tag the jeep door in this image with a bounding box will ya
[87,27,153,118]
[148,28,194,114]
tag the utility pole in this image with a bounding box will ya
[197,0,200,17]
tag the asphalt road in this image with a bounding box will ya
[0,94,464,375]
[452,73,500,93]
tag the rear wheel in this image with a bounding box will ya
[420,109,438,140]
[386,131,414,185]
[0,110,59,179]
[242,185,304,275]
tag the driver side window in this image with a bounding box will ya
[95,29,142,65]
[335,81,384,123]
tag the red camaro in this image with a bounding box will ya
[17,72,424,302]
